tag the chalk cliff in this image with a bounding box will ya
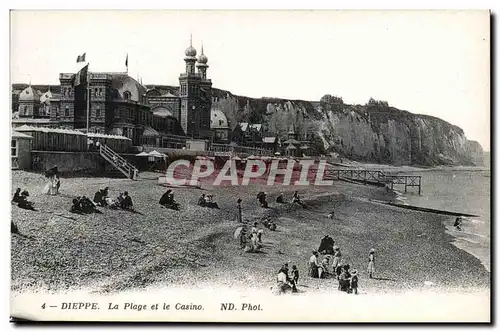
[211,89,484,166]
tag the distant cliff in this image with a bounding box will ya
[210,89,484,167]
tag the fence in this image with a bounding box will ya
[14,125,132,153]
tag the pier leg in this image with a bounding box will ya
[404,177,407,193]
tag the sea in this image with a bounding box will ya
[390,167,491,272]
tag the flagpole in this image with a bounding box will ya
[86,63,90,133]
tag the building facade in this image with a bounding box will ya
[11,39,214,147]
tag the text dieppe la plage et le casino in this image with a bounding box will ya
[40,301,263,312]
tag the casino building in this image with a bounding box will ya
[12,40,219,147]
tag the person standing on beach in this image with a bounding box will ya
[308,251,320,278]
[350,269,359,295]
[237,198,243,223]
[367,249,376,279]
[332,245,342,273]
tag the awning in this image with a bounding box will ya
[149,150,167,158]
[135,152,150,157]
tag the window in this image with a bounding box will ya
[124,91,131,100]
[65,105,69,116]
[123,127,128,137]
[219,120,224,126]
[96,106,101,118]
[11,139,17,157]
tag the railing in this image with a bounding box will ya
[209,143,274,156]
[325,168,422,194]
[99,144,138,180]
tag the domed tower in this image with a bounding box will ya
[184,34,197,75]
[196,44,209,80]
[179,36,213,139]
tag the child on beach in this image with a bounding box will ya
[350,269,359,295]
[367,249,376,279]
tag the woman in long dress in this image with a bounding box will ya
[332,245,342,274]
[43,166,60,195]
[367,248,376,278]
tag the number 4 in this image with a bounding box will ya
[41,303,46,309]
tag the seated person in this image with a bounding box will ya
[205,194,220,209]
[159,190,180,210]
[93,190,103,206]
[11,220,19,234]
[99,187,109,206]
[12,188,21,204]
[454,217,463,231]
[70,198,84,214]
[292,191,307,208]
[80,195,99,214]
[257,192,269,208]
[18,191,35,211]
[276,193,285,204]
[120,191,134,210]
[159,190,173,206]
[197,193,206,207]
[268,221,277,231]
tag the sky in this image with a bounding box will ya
[10,10,490,150]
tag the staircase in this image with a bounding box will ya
[99,144,138,180]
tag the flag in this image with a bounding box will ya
[73,63,89,87]
[76,52,86,63]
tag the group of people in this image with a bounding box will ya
[258,190,308,210]
[43,165,61,196]
[12,188,36,211]
[70,196,102,215]
[304,245,375,295]
[276,262,300,294]
[159,190,180,210]
[261,216,277,231]
[197,194,220,209]
[71,188,135,214]
[238,222,265,253]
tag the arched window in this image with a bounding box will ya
[96,106,101,118]
[123,91,131,100]
[65,105,69,116]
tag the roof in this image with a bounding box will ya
[239,123,262,132]
[153,106,174,118]
[12,118,51,124]
[11,131,33,139]
[211,108,229,129]
[263,137,276,143]
[19,86,40,102]
[109,74,147,103]
[143,126,161,137]
[15,125,86,136]
[87,133,132,141]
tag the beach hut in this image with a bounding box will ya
[11,130,33,170]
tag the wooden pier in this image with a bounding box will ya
[325,169,422,195]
